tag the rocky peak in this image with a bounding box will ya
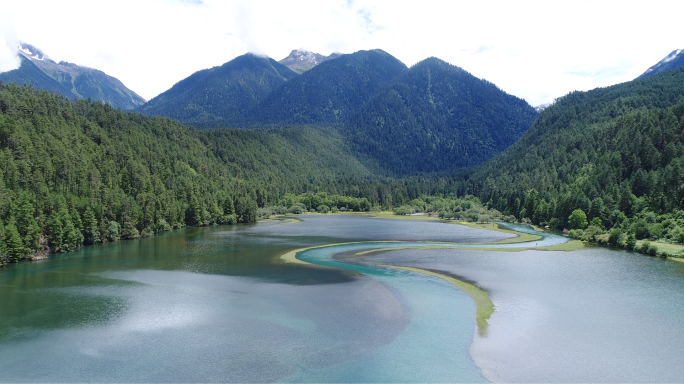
[278,49,342,73]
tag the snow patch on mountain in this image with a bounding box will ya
[18,43,50,61]
[278,49,342,73]
[637,49,684,79]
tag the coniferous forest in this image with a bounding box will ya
[465,66,684,253]
[0,82,461,265]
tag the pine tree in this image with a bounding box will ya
[14,192,39,251]
[4,224,25,261]
[70,209,83,232]
[223,196,235,215]
[46,213,63,250]
[82,207,100,245]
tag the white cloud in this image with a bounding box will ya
[1,0,683,105]
[0,13,19,73]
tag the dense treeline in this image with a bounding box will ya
[0,82,490,266]
[464,66,684,255]
[0,83,390,265]
[0,82,255,264]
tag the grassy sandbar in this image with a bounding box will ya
[375,264,494,336]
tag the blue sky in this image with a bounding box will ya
[1,0,683,105]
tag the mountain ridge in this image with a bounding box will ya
[137,53,298,128]
[0,43,145,110]
[342,56,538,175]
[637,49,684,79]
[244,49,409,126]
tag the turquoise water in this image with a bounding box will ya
[1,215,683,382]
[0,216,508,382]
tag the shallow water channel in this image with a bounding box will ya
[0,215,683,382]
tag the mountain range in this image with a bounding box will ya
[136,49,538,175]
[3,43,684,259]
[0,43,145,110]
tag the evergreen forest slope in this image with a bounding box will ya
[137,49,538,174]
[465,66,684,234]
[343,57,538,175]
[0,83,392,263]
[138,54,298,128]
[245,49,408,125]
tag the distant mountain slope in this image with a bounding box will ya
[637,49,684,79]
[342,57,538,175]
[245,49,408,125]
[466,66,684,227]
[0,54,74,96]
[138,53,298,128]
[0,43,145,110]
[278,49,342,74]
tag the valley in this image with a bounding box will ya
[1,25,684,382]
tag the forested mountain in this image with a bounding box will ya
[464,66,684,238]
[278,49,342,74]
[137,53,299,128]
[637,49,684,79]
[0,43,145,110]
[139,49,407,127]
[136,49,537,173]
[245,49,408,125]
[0,83,410,264]
[343,57,538,175]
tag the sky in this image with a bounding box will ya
[0,0,683,106]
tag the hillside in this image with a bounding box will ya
[343,57,538,175]
[0,83,382,263]
[465,66,684,234]
[244,49,408,125]
[0,55,74,96]
[0,43,145,110]
[138,53,298,128]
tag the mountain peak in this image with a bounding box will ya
[278,49,341,74]
[637,49,684,79]
[18,43,52,62]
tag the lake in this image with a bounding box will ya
[0,215,683,382]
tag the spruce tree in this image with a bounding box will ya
[4,224,25,261]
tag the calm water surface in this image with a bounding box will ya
[0,215,683,382]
